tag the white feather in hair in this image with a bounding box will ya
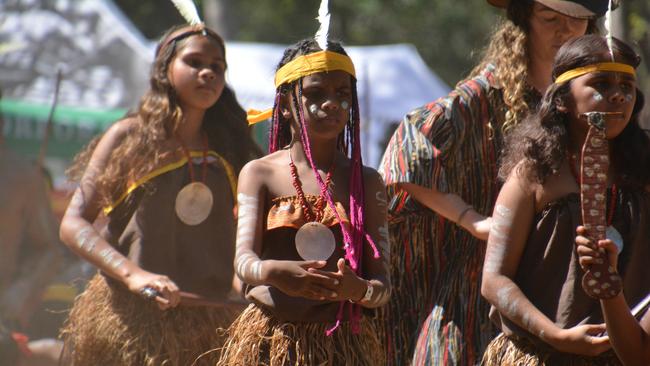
[314,0,330,50]
[171,0,202,26]
[605,0,614,61]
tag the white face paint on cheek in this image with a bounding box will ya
[341,101,349,110]
[309,104,319,114]
[592,91,603,102]
[624,94,634,103]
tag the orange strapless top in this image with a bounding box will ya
[266,195,350,231]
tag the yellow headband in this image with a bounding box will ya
[274,50,356,87]
[554,62,636,84]
[247,50,356,125]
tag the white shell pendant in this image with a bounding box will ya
[295,222,336,261]
[606,225,624,254]
[175,182,213,225]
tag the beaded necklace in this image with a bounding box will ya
[289,149,335,223]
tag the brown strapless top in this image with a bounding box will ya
[102,150,237,303]
[246,195,354,322]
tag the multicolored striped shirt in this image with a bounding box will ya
[378,66,539,365]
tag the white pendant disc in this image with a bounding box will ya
[295,222,336,261]
[175,182,213,226]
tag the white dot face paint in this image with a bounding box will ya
[309,104,319,114]
[592,91,604,102]
[624,94,634,103]
[341,101,349,110]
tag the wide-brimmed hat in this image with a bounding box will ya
[487,0,612,19]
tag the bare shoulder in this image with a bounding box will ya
[534,163,577,212]
[362,165,385,191]
[240,151,283,176]
[78,116,139,177]
[238,150,287,192]
[504,160,541,199]
[99,116,137,148]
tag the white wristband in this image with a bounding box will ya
[350,281,373,304]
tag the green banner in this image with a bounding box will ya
[0,99,127,159]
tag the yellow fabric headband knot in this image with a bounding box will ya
[554,62,636,84]
[247,50,356,125]
[274,50,356,87]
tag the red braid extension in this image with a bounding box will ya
[268,91,283,153]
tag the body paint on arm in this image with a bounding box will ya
[99,247,125,269]
[484,204,514,274]
[234,193,264,283]
[360,188,391,308]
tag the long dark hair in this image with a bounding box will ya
[500,35,649,190]
[69,25,260,205]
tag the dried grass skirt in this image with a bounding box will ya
[217,303,385,366]
[59,274,238,366]
[481,332,622,366]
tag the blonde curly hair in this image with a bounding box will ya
[469,2,599,133]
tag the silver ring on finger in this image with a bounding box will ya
[141,286,159,300]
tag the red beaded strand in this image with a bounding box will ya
[178,134,209,183]
[289,152,335,223]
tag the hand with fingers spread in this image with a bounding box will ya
[265,260,340,301]
[549,323,611,357]
[308,258,368,302]
[575,225,619,273]
[124,270,180,310]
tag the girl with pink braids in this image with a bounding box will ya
[218,38,391,366]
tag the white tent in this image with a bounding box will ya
[225,42,450,167]
[1,0,450,170]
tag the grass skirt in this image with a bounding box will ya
[217,303,385,366]
[481,333,622,366]
[59,274,238,366]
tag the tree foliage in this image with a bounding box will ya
[114,0,650,115]
[113,0,499,86]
